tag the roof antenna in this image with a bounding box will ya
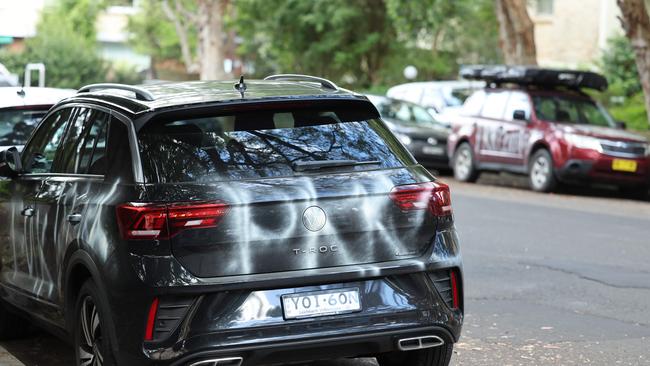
[234,75,247,99]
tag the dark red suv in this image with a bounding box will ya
[448,66,650,196]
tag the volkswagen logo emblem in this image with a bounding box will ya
[302,206,327,232]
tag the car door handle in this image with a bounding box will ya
[67,214,82,225]
[21,207,35,217]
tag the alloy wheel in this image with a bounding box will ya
[530,155,550,190]
[78,296,104,366]
[455,147,472,180]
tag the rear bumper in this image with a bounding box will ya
[171,326,455,366]
[143,270,462,365]
[557,157,650,187]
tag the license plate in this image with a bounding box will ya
[282,288,361,319]
[612,159,637,172]
[422,146,444,155]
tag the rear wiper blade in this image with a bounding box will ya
[291,159,381,172]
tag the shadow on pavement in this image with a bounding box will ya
[1,331,379,366]
[437,170,649,203]
[1,331,73,366]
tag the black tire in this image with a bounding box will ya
[74,280,117,366]
[528,149,558,193]
[376,344,453,366]
[453,143,480,182]
[0,301,33,340]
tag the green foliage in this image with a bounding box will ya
[385,0,502,64]
[0,51,29,78]
[107,63,143,85]
[232,0,500,88]
[0,24,107,89]
[597,36,648,131]
[608,91,648,131]
[601,36,641,96]
[39,0,107,42]
[234,0,395,87]
[127,0,188,61]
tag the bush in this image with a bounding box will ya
[607,92,648,131]
[106,63,144,85]
[598,36,648,131]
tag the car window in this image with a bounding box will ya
[412,104,437,125]
[21,108,73,173]
[504,91,531,121]
[461,90,486,116]
[580,103,611,127]
[480,91,510,120]
[374,99,437,127]
[0,108,49,146]
[105,117,133,181]
[394,103,412,121]
[58,107,110,174]
[138,108,406,183]
[532,96,613,127]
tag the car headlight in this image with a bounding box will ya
[645,142,650,157]
[395,133,412,146]
[565,133,603,153]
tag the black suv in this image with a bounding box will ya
[0,75,463,366]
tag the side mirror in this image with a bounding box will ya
[0,147,22,177]
[615,121,627,129]
[513,110,528,121]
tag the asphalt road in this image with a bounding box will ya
[2,172,650,365]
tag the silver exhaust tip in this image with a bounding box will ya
[397,335,445,351]
[189,357,243,366]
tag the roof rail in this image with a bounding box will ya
[264,74,338,91]
[77,83,155,101]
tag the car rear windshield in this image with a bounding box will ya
[0,107,49,146]
[138,106,406,183]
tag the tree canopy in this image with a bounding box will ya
[125,0,503,87]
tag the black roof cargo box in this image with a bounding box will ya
[460,65,608,91]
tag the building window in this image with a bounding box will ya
[536,0,554,15]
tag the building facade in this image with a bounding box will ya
[530,0,623,68]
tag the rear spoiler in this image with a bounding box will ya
[134,96,380,131]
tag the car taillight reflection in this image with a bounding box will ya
[389,181,452,217]
[116,202,230,240]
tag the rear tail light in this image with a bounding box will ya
[389,181,452,216]
[117,202,229,240]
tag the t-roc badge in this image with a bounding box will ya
[302,206,327,232]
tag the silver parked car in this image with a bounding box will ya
[0,87,76,149]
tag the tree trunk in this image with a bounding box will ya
[495,0,537,65]
[197,0,229,80]
[161,0,200,74]
[618,0,650,127]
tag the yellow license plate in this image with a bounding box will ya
[612,159,638,172]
